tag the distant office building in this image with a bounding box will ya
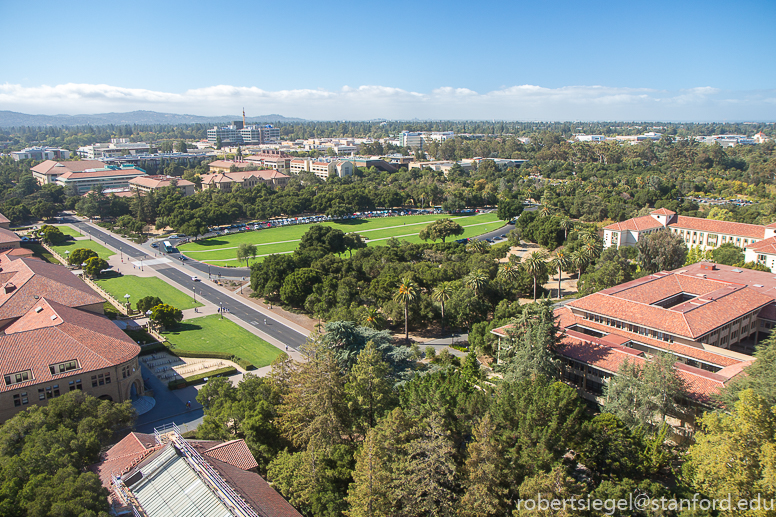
[574,135,607,142]
[77,139,153,159]
[55,165,148,195]
[11,146,71,161]
[428,131,455,142]
[241,125,281,144]
[244,150,291,172]
[207,125,243,146]
[399,131,424,148]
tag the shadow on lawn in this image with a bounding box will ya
[163,322,204,335]
[183,238,232,247]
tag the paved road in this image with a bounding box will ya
[65,217,308,351]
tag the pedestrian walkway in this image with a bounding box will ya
[132,396,156,416]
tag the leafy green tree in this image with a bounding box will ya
[577,413,646,482]
[345,341,395,435]
[82,256,108,278]
[685,389,776,508]
[496,197,524,222]
[466,240,489,254]
[278,337,351,449]
[711,242,744,265]
[515,465,586,517]
[280,268,323,307]
[179,217,208,240]
[39,225,67,245]
[459,414,509,517]
[393,279,419,341]
[215,135,222,149]
[498,301,559,377]
[175,140,188,153]
[150,303,183,329]
[67,247,97,266]
[299,225,348,254]
[136,295,163,313]
[577,247,636,296]
[237,242,258,266]
[636,229,687,273]
[602,353,687,430]
[31,200,57,221]
[419,218,464,243]
[0,391,134,516]
[343,232,367,257]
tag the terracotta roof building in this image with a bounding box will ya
[0,212,10,230]
[55,165,148,195]
[490,261,776,431]
[96,426,302,517]
[200,169,289,191]
[129,175,195,196]
[0,227,21,251]
[207,160,257,173]
[30,160,107,185]
[603,210,776,270]
[0,299,142,422]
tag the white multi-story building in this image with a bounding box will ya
[399,132,424,148]
[77,139,152,159]
[240,125,280,144]
[604,209,776,272]
[207,125,242,146]
[55,165,148,194]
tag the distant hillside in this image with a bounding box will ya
[0,110,305,128]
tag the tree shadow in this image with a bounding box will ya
[164,322,203,334]
[185,238,231,247]
[336,219,370,227]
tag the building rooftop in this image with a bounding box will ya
[57,167,147,180]
[0,299,140,394]
[603,215,664,232]
[31,160,106,175]
[129,175,194,189]
[0,227,21,246]
[96,428,301,517]
[0,255,104,322]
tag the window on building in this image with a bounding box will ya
[38,388,45,400]
[4,370,31,386]
[68,379,82,391]
[49,360,79,375]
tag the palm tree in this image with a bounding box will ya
[571,248,591,279]
[464,270,489,297]
[466,240,489,253]
[560,218,574,240]
[364,307,382,329]
[497,262,520,284]
[524,251,548,302]
[539,204,553,218]
[550,250,572,299]
[582,238,603,263]
[432,283,454,332]
[393,279,419,342]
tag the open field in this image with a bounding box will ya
[163,314,282,368]
[94,274,203,310]
[49,239,115,260]
[54,225,82,238]
[179,213,505,266]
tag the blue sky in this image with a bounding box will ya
[1,0,774,120]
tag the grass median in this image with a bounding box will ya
[162,314,282,368]
[49,239,115,260]
[94,274,203,310]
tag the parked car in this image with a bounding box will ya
[150,243,158,248]
[191,276,200,282]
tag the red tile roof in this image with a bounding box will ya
[0,228,21,246]
[0,256,104,322]
[129,175,194,189]
[670,215,765,239]
[0,299,141,393]
[603,215,663,232]
[651,208,676,215]
[746,236,776,254]
[31,160,106,175]
[0,213,9,225]
[204,440,259,471]
[92,432,160,488]
[567,273,773,339]
[57,168,146,180]
[208,160,255,169]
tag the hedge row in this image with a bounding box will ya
[167,366,238,390]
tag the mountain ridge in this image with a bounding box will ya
[0,110,305,127]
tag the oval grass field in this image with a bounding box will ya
[178,213,506,267]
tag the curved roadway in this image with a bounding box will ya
[63,216,308,351]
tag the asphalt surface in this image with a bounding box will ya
[64,217,308,351]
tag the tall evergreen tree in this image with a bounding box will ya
[459,415,509,517]
[345,341,395,436]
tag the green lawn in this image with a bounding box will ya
[50,239,115,260]
[94,274,202,310]
[163,314,282,368]
[54,225,82,238]
[179,213,506,266]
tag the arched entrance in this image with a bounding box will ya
[128,379,142,401]
[98,395,113,402]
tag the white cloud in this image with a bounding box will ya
[0,82,773,121]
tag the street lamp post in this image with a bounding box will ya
[146,310,153,331]
[208,264,211,279]
[120,247,123,261]
[124,294,131,314]
[65,250,70,264]
[219,301,223,319]
[192,286,196,302]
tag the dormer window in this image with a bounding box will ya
[49,360,79,375]
[4,370,31,386]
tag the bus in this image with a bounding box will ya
[162,241,175,253]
